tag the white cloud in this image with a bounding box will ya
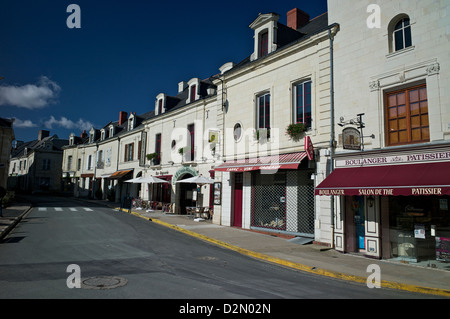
[44,116,95,131]
[0,76,61,109]
[13,118,37,128]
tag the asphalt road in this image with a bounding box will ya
[0,195,433,305]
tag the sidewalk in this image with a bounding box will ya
[0,202,31,241]
[117,207,450,297]
[1,198,449,297]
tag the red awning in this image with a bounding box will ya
[214,152,307,172]
[315,162,450,196]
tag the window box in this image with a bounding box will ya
[286,123,306,140]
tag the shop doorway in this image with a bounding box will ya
[233,173,243,227]
[345,196,365,252]
[178,174,197,214]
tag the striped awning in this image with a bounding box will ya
[214,152,308,172]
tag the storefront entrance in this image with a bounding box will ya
[233,173,243,227]
[345,196,366,252]
[178,174,197,214]
[315,144,450,269]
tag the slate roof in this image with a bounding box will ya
[223,12,331,76]
[11,134,69,158]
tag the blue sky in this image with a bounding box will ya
[0,0,327,142]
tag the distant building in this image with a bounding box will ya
[8,130,68,193]
[0,117,15,192]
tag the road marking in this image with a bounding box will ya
[83,208,93,211]
[69,208,78,211]
[55,207,63,211]
[38,207,47,211]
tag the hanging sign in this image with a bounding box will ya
[304,136,314,160]
[342,127,361,150]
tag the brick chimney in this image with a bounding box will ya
[81,130,87,139]
[119,111,127,126]
[287,8,310,30]
[38,130,50,141]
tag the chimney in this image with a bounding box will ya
[119,111,127,126]
[38,130,50,141]
[287,8,310,30]
[81,130,87,139]
[178,81,187,93]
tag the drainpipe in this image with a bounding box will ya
[329,27,336,249]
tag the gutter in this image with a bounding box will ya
[328,24,339,248]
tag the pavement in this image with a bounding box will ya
[1,197,449,298]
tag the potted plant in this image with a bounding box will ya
[146,153,157,161]
[286,123,306,140]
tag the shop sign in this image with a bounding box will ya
[336,150,450,168]
[304,136,314,160]
[342,127,361,150]
[316,187,447,196]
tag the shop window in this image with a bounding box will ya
[387,196,450,266]
[293,80,312,128]
[385,84,429,146]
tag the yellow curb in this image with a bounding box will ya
[116,208,450,297]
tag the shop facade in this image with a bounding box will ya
[215,151,316,238]
[315,144,450,268]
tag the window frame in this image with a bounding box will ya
[187,123,195,161]
[393,17,412,52]
[124,142,134,162]
[155,133,161,165]
[293,80,312,129]
[385,83,429,146]
[258,29,269,58]
[256,92,271,130]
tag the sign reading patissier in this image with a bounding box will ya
[336,150,450,168]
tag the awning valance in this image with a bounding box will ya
[315,162,450,196]
[109,169,133,180]
[214,152,307,172]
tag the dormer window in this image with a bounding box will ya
[187,78,200,104]
[190,85,196,102]
[128,114,135,131]
[249,13,279,61]
[69,133,75,146]
[109,125,114,137]
[100,129,106,141]
[89,128,96,143]
[258,30,269,58]
[158,99,163,114]
[155,93,166,115]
